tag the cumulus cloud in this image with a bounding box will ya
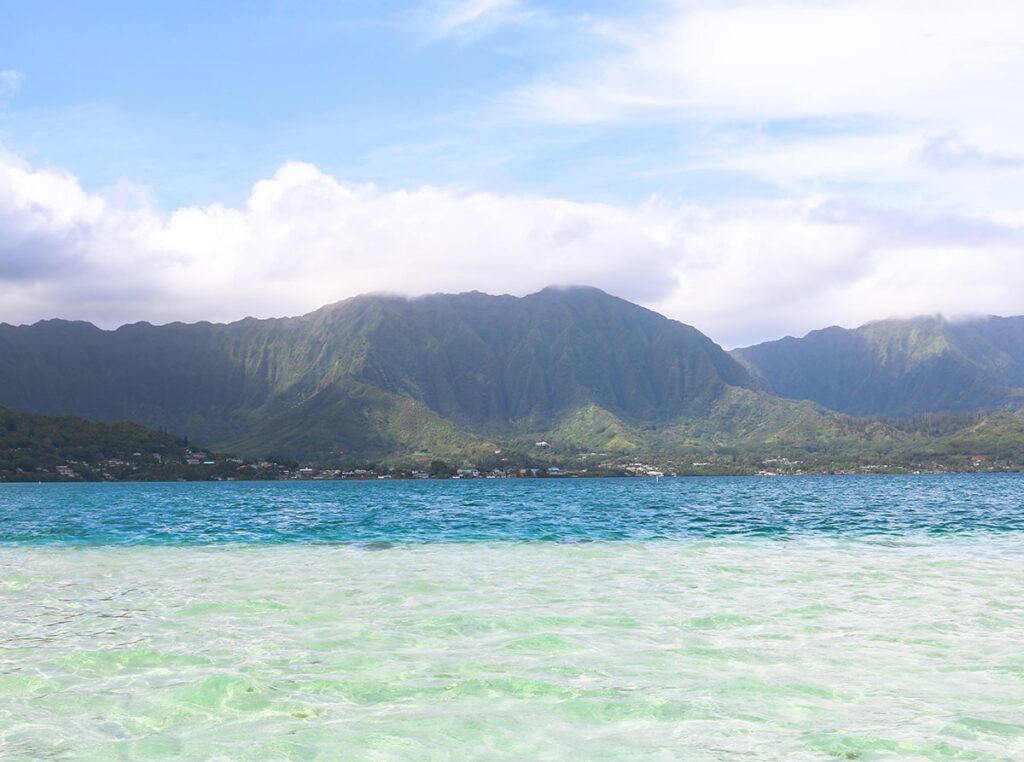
[2,150,1024,347]
[650,198,1024,346]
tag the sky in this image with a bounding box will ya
[1,0,1023,347]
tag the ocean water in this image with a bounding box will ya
[1,476,1023,760]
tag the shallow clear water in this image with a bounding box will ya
[1,476,1023,759]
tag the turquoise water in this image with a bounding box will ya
[4,475,1024,544]
[2,476,1023,759]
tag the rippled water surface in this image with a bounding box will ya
[3,474,1024,544]
[1,476,1023,760]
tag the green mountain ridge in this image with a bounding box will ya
[0,287,757,463]
[1,288,1023,469]
[734,315,1024,416]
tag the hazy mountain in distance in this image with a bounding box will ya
[734,316,1024,416]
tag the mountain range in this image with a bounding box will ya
[736,315,1024,416]
[1,287,1022,470]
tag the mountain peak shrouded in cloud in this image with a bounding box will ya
[735,313,1024,416]
[2,288,1024,465]
[2,149,1024,348]
[2,2,1024,347]
[0,288,755,461]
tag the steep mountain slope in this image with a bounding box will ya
[345,287,753,427]
[0,287,754,461]
[734,316,1024,416]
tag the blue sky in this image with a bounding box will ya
[1,0,1024,346]
[1,0,666,207]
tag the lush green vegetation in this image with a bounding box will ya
[495,393,1024,475]
[735,315,1024,416]
[1,289,1023,474]
[0,287,751,462]
[0,406,249,481]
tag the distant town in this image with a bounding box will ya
[14,448,670,482]
[7,446,1019,483]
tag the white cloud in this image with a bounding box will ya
[2,150,1024,348]
[0,70,24,99]
[504,0,1024,213]
[432,0,527,36]
[917,136,1024,172]
[512,0,1024,124]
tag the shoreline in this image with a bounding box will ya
[4,467,1024,485]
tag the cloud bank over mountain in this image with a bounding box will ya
[2,1,1023,346]
[2,148,1023,347]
